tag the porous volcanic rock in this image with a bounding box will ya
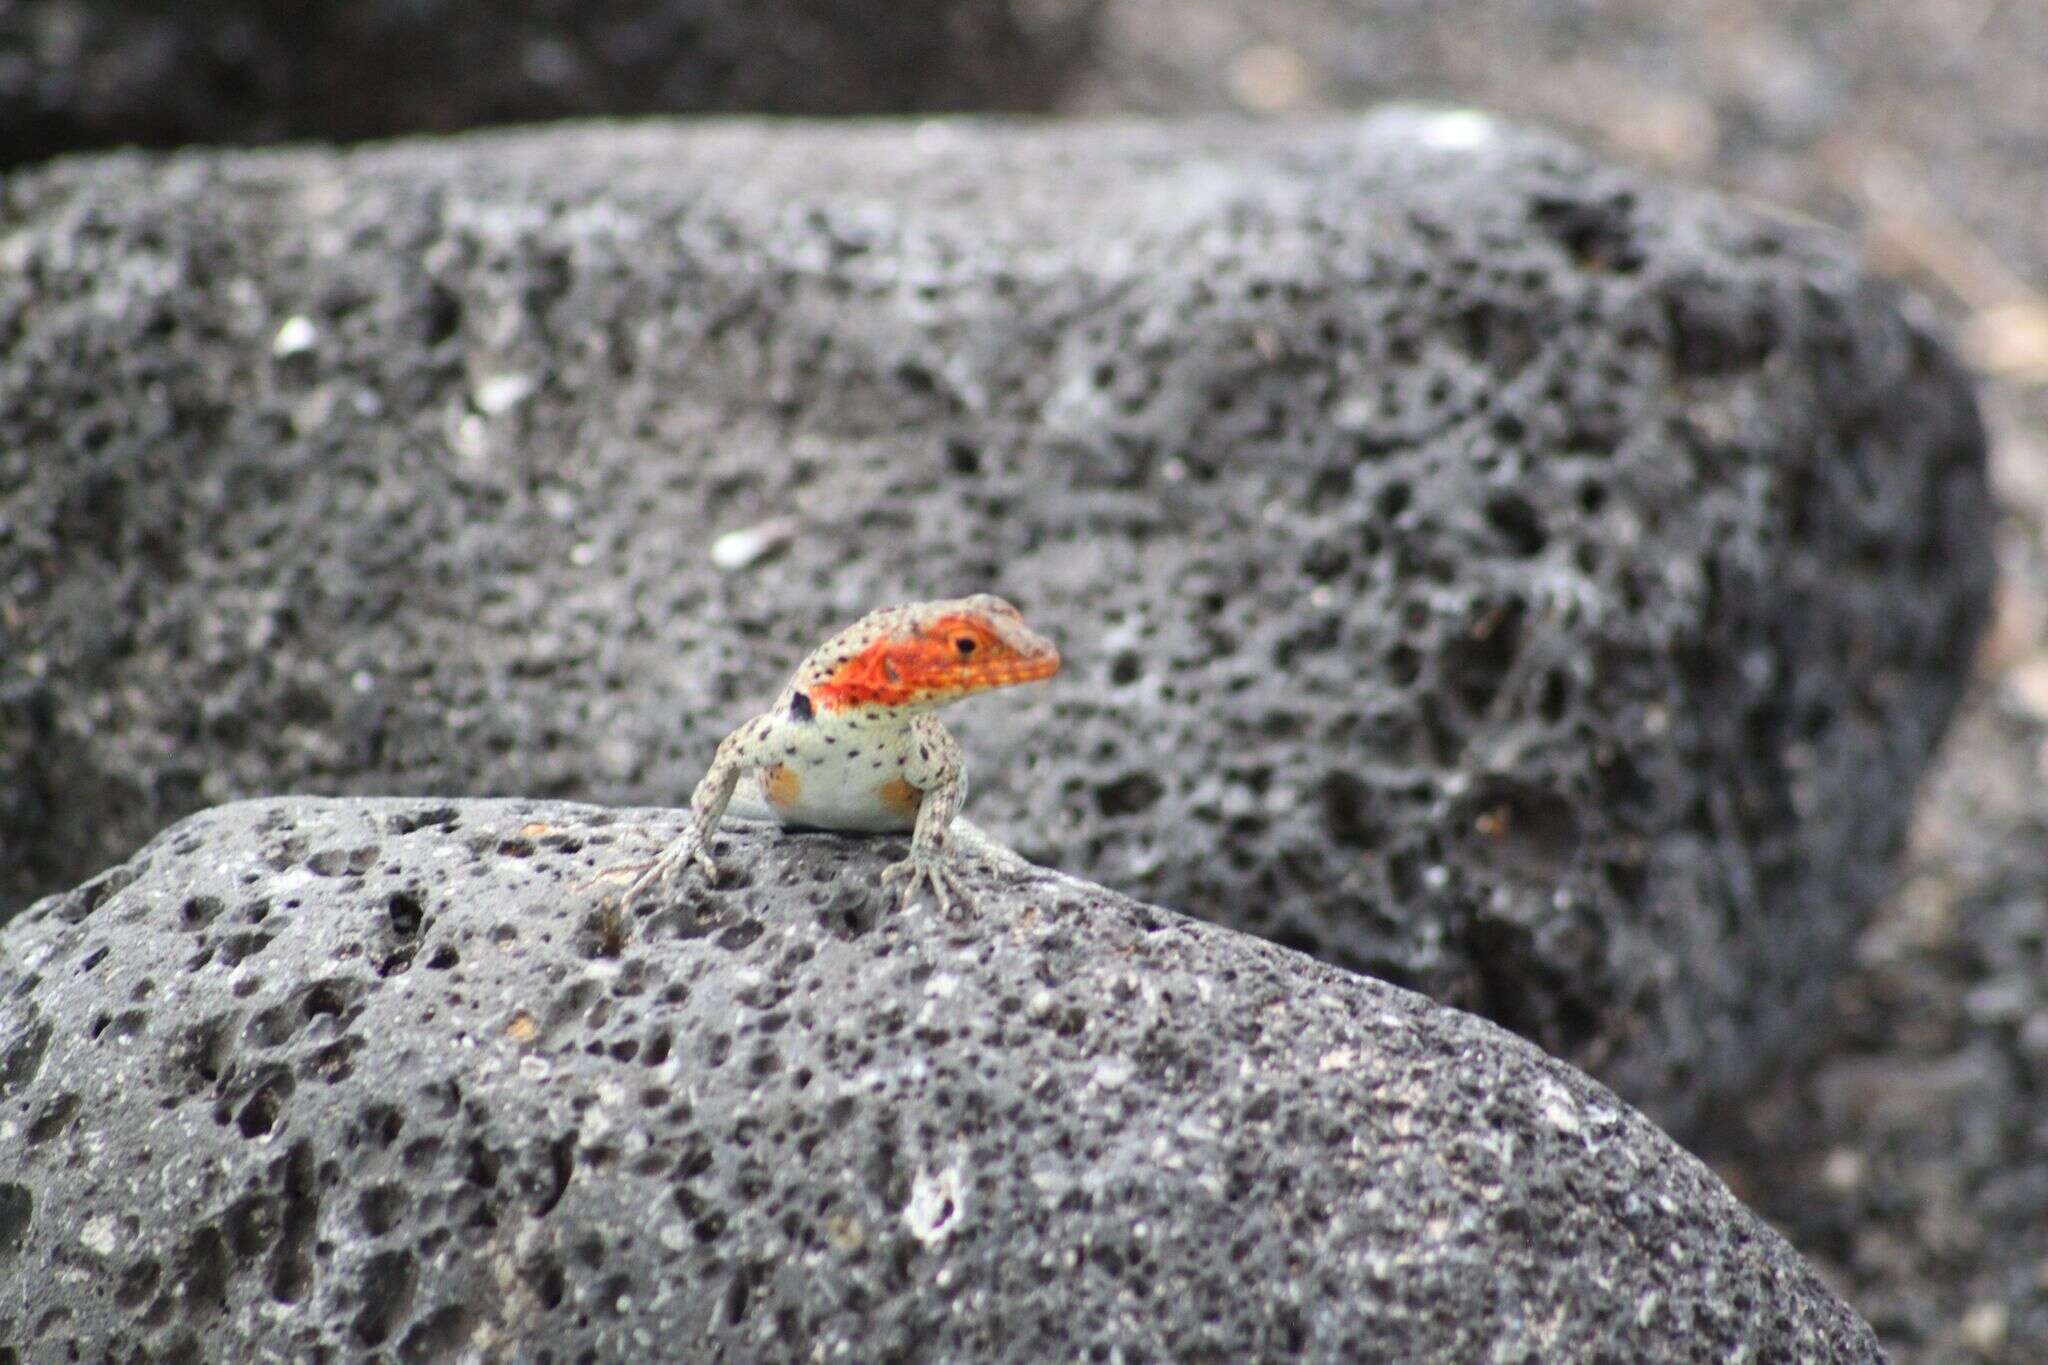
[0,0,1103,166]
[0,112,1990,1129]
[0,796,1880,1361]
[1067,4,2048,1358]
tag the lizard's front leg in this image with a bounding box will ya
[618,721,759,901]
[879,718,980,916]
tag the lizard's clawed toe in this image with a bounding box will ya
[881,850,980,919]
[614,836,719,905]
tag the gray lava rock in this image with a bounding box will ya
[0,796,1880,1361]
[0,113,1990,1130]
[0,1,1103,166]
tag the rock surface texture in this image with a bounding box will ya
[1061,4,2048,1359]
[0,114,1990,1130]
[0,797,1880,1362]
[0,0,1103,165]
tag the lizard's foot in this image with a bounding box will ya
[612,833,719,904]
[880,847,980,918]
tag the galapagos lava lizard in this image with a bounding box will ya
[615,595,1061,915]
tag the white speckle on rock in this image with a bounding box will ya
[904,1166,965,1245]
[473,372,537,416]
[925,973,959,999]
[271,315,318,356]
[1537,1080,1583,1134]
[79,1215,120,1257]
[1412,108,1497,152]
[1318,1048,1356,1072]
[710,518,797,572]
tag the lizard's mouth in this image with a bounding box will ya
[975,650,1061,688]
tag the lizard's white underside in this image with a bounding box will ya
[724,772,1029,873]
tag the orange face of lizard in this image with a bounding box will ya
[806,596,1062,711]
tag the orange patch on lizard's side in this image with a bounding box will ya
[762,762,802,809]
[876,776,924,818]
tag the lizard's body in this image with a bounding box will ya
[618,595,1060,914]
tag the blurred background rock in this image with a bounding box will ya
[1080,7,2048,1353]
[5,1,2042,1359]
[0,0,1106,162]
[1060,5,2048,1359]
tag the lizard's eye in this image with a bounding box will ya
[954,638,977,656]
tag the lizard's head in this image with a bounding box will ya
[806,594,1061,711]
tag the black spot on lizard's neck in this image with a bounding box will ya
[789,690,814,722]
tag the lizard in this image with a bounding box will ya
[613,594,1061,916]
